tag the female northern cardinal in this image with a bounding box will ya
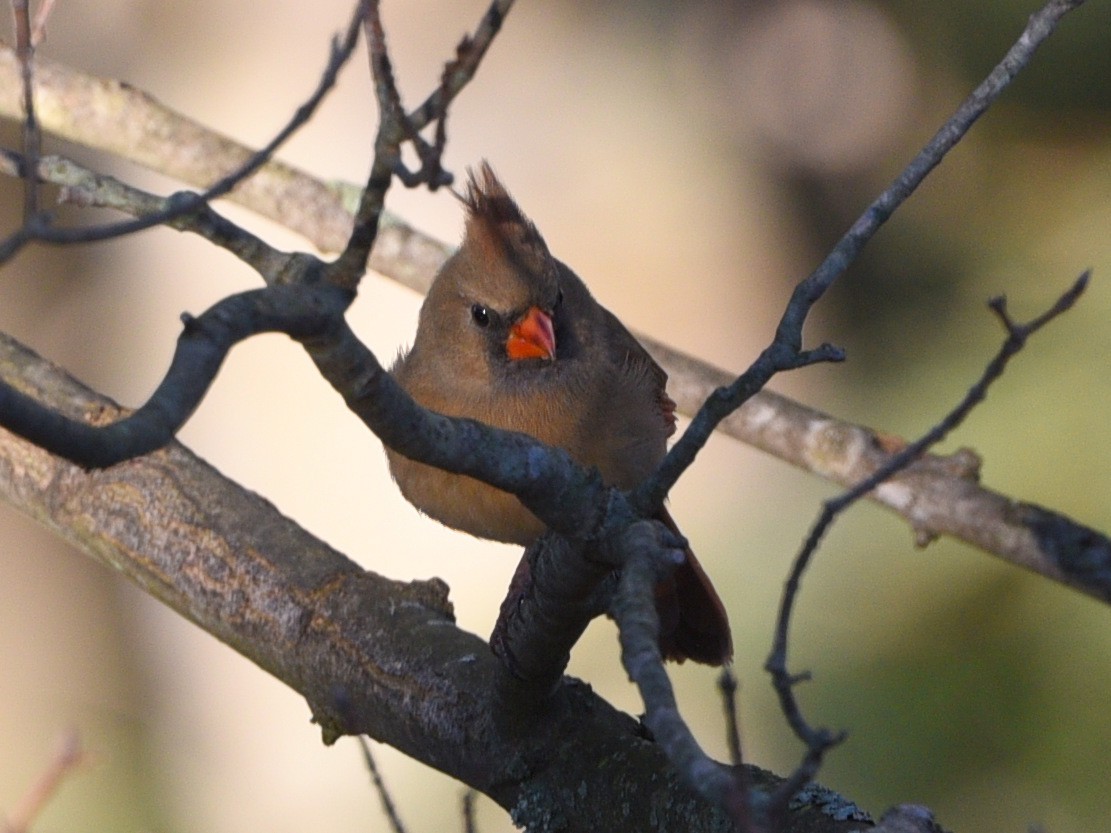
[387,163,732,665]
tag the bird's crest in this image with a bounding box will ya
[462,162,556,282]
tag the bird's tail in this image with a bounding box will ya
[654,506,733,666]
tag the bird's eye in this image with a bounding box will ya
[554,288,564,309]
[470,304,491,328]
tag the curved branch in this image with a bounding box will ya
[609,521,751,825]
[0,283,353,467]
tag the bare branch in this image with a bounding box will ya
[407,0,513,132]
[0,283,352,467]
[10,0,39,222]
[764,274,1089,816]
[461,790,478,833]
[356,737,407,833]
[609,520,747,825]
[326,0,505,286]
[718,668,744,768]
[488,537,612,693]
[2,729,84,833]
[635,0,1091,517]
[28,0,54,46]
[645,337,1111,603]
[322,0,408,287]
[0,151,302,281]
[0,0,367,262]
[0,44,363,252]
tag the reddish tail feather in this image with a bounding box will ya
[654,507,733,666]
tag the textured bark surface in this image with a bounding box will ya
[0,330,894,833]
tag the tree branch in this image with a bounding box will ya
[764,273,1091,825]
[0,327,872,833]
[9,0,39,221]
[0,1,368,263]
[632,0,1091,512]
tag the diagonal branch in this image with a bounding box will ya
[325,0,505,286]
[0,0,368,264]
[406,0,514,132]
[609,521,751,827]
[634,0,1092,517]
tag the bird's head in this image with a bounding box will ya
[412,164,570,384]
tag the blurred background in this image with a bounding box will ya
[1,0,1109,831]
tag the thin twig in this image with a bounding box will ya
[0,151,301,283]
[3,729,84,833]
[356,736,408,833]
[718,668,743,768]
[462,790,479,833]
[763,273,1089,816]
[717,668,760,831]
[326,0,507,286]
[636,0,1090,516]
[407,0,514,131]
[323,0,399,287]
[11,0,39,221]
[0,0,368,262]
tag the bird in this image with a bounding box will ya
[386,163,732,665]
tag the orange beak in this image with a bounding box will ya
[506,306,556,361]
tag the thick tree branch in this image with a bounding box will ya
[489,536,614,693]
[0,328,877,833]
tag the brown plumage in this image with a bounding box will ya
[387,163,732,665]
